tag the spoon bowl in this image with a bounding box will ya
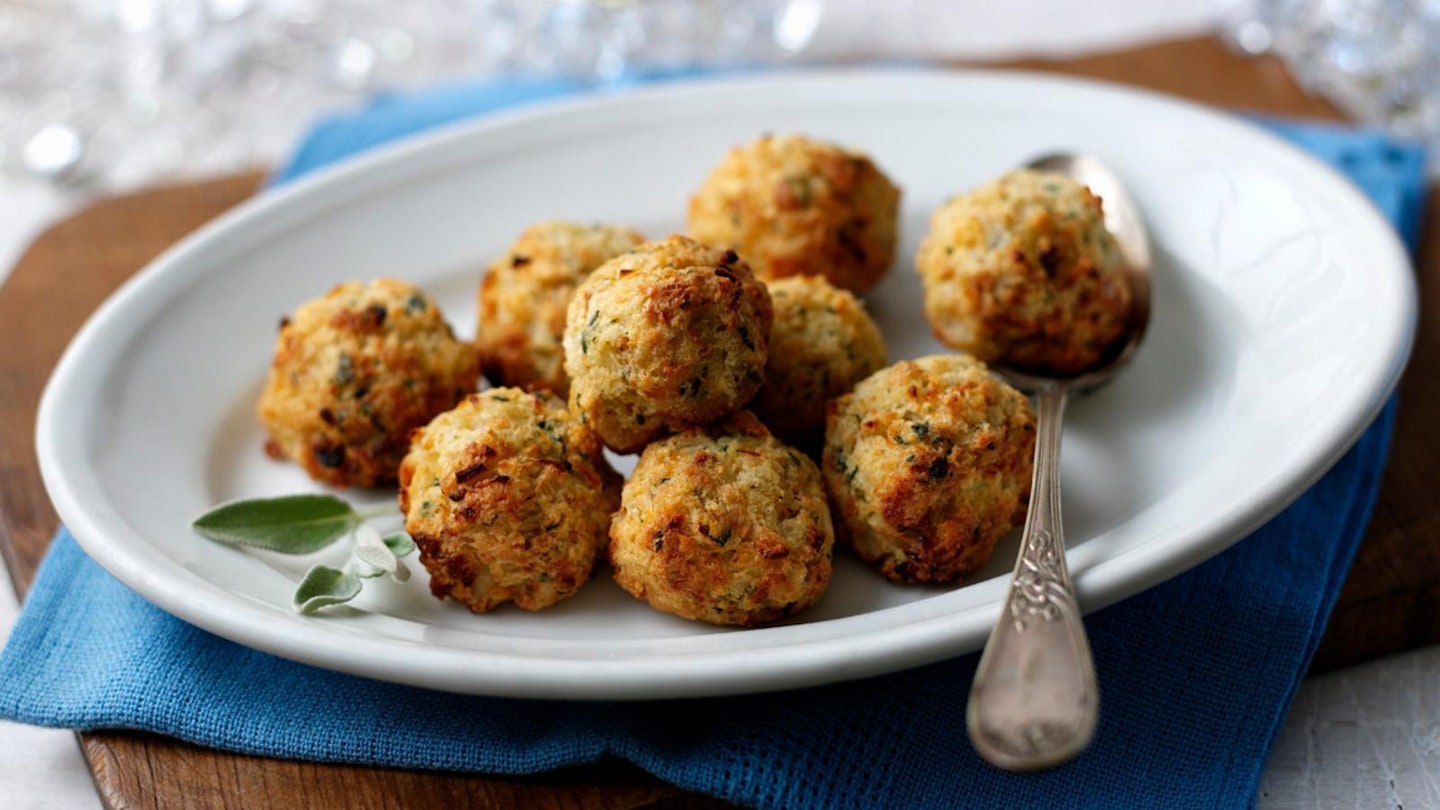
[965,153,1153,771]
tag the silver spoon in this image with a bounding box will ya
[965,153,1152,771]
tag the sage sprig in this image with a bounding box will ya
[192,495,413,614]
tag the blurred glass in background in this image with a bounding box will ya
[0,0,1435,194]
[0,0,822,190]
[1219,0,1439,162]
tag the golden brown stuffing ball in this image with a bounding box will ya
[610,411,833,626]
[686,133,901,293]
[915,169,1132,376]
[257,279,479,488]
[475,220,645,397]
[563,235,773,454]
[751,276,888,452]
[398,388,621,613]
[823,355,1036,584]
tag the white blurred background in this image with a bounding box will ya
[0,0,1215,193]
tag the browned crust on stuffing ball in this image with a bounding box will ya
[822,355,1035,584]
[916,169,1132,375]
[475,221,645,396]
[563,235,773,453]
[257,279,478,487]
[399,388,620,612]
[750,276,887,451]
[609,411,833,626]
[686,133,901,293]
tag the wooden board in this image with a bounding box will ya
[0,35,1434,808]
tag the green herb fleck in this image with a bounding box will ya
[334,353,354,385]
[785,176,813,206]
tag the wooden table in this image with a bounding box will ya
[2,35,1435,809]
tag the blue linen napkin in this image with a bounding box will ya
[0,75,1427,809]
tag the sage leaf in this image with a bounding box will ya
[353,525,411,583]
[293,564,361,613]
[383,532,416,557]
[353,525,398,576]
[193,495,356,554]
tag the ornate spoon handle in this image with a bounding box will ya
[967,381,1098,771]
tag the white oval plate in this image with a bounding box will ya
[37,69,1414,699]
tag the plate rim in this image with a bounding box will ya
[35,65,1417,699]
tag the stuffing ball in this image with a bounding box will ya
[475,220,645,396]
[750,276,887,452]
[915,169,1133,375]
[687,133,901,293]
[399,388,621,613]
[609,411,834,626]
[563,235,773,454]
[823,355,1036,584]
[257,279,479,487]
